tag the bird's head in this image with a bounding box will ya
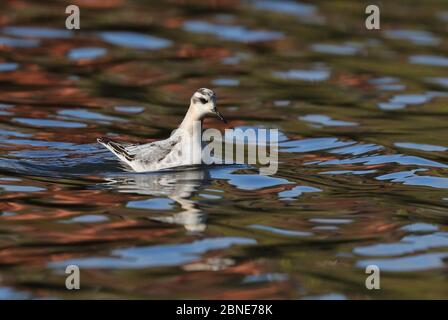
[190,88,226,123]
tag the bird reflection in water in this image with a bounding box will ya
[104,166,210,232]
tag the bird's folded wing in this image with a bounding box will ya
[126,136,181,163]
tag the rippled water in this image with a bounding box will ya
[0,0,447,299]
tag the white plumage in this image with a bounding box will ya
[98,88,226,172]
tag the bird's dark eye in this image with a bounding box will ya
[199,97,207,104]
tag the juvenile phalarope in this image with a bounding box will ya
[98,88,226,172]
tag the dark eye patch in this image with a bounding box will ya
[199,97,208,104]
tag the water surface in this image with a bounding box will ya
[0,0,447,299]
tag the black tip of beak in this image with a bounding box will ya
[215,110,227,124]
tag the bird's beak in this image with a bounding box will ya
[214,108,227,124]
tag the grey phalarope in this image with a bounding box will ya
[98,88,226,172]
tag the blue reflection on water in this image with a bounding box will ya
[0,36,40,47]
[394,142,447,152]
[354,232,448,256]
[303,293,347,300]
[314,154,447,168]
[14,117,86,128]
[300,114,357,127]
[274,69,330,82]
[243,273,288,283]
[49,237,256,269]
[0,62,18,72]
[329,143,383,155]
[319,169,377,175]
[114,106,145,113]
[58,109,124,123]
[212,78,240,86]
[67,47,107,60]
[401,223,438,232]
[357,253,448,272]
[377,169,448,189]
[252,0,316,16]
[280,137,355,153]
[0,287,30,299]
[99,31,172,50]
[3,26,72,38]
[183,21,283,42]
[409,55,448,67]
[127,198,174,210]
[250,224,313,237]
[278,185,321,199]
[384,29,440,46]
[211,167,292,190]
[0,184,45,192]
[63,215,109,223]
[311,43,361,55]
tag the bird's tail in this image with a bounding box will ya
[97,137,135,162]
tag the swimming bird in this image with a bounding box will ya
[97,88,226,172]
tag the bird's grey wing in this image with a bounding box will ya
[126,136,181,164]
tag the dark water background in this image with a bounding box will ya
[0,0,448,299]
